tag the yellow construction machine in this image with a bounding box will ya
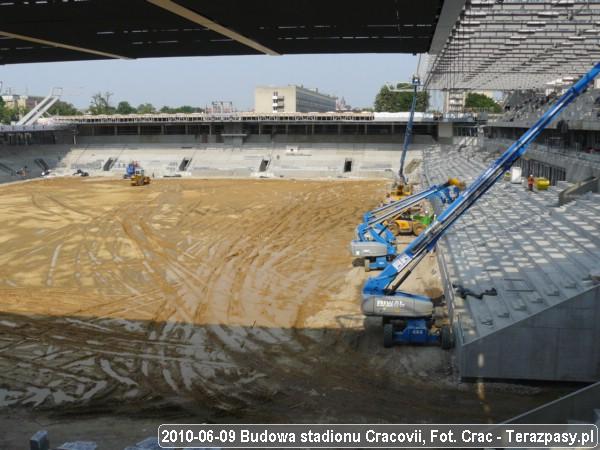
[385,178,465,236]
[130,169,151,186]
[389,181,413,202]
[386,207,432,236]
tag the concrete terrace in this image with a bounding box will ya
[0,143,425,181]
[423,145,600,381]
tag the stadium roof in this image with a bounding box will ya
[0,0,445,65]
[424,0,600,91]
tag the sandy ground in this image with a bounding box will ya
[0,177,569,448]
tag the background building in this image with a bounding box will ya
[336,97,352,111]
[255,85,337,113]
[443,90,496,114]
[443,90,466,114]
[1,94,44,111]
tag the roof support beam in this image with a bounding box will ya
[429,0,468,54]
[146,0,280,56]
[0,30,129,60]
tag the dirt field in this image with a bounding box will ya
[0,177,566,447]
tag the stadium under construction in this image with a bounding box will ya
[1,0,600,448]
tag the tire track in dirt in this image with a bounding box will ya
[0,178,426,414]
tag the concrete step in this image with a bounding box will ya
[56,442,97,450]
[425,146,600,357]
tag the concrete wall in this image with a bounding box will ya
[4,142,423,181]
[483,137,600,182]
[456,286,600,382]
[255,86,299,113]
[437,122,454,144]
[255,86,283,113]
[527,147,600,182]
[507,381,600,424]
[0,145,72,183]
[76,133,436,146]
[77,134,215,145]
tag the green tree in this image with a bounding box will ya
[175,105,203,113]
[374,83,429,112]
[89,92,115,115]
[0,97,6,124]
[159,105,204,114]
[464,93,501,113]
[116,101,136,115]
[0,98,25,124]
[48,101,79,116]
[136,103,156,114]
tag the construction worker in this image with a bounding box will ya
[527,174,535,192]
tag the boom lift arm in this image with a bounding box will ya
[351,179,463,272]
[399,75,421,184]
[361,178,460,230]
[361,61,600,347]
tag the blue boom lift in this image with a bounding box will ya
[387,75,422,201]
[350,179,462,272]
[361,62,600,348]
[125,163,136,179]
[399,75,421,183]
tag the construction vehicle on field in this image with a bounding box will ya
[387,210,434,236]
[124,162,137,179]
[389,178,466,236]
[16,166,28,177]
[389,179,414,201]
[350,179,462,271]
[360,61,600,348]
[72,169,89,177]
[130,169,151,186]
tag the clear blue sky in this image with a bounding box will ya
[0,53,418,111]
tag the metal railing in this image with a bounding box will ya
[48,111,477,125]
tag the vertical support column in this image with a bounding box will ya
[437,122,454,144]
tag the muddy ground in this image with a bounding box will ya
[0,178,570,448]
